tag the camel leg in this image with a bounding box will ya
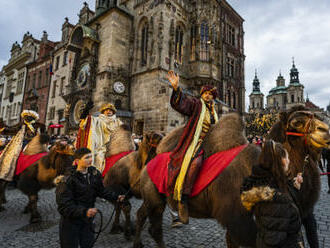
[147,204,166,248]
[121,201,134,240]
[226,231,240,248]
[110,204,124,234]
[0,179,8,211]
[29,194,41,223]
[133,202,148,248]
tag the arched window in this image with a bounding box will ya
[200,21,209,61]
[115,99,122,110]
[252,101,255,109]
[190,25,197,61]
[227,90,231,107]
[141,23,148,66]
[175,26,184,64]
[233,92,236,109]
[291,94,294,103]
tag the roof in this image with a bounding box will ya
[268,85,287,96]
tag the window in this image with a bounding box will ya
[227,90,231,106]
[52,80,57,98]
[227,24,236,47]
[16,71,24,94]
[59,77,65,96]
[26,76,30,90]
[5,81,12,98]
[55,56,60,70]
[32,73,36,89]
[38,71,42,88]
[58,109,64,121]
[12,103,16,116]
[190,25,197,61]
[252,101,255,109]
[233,92,236,109]
[175,26,184,64]
[49,106,55,120]
[45,68,49,86]
[226,57,235,77]
[63,51,68,66]
[291,94,294,103]
[211,24,217,46]
[17,102,20,115]
[140,23,148,66]
[200,21,209,61]
[114,99,122,110]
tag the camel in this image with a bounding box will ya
[133,107,330,248]
[103,131,163,239]
[0,135,75,223]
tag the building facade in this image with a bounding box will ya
[266,60,304,111]
[46,18,75,135]
[0,70,5,113]
[23,31,56,124]
[1,32,40,125]
[63,0,245,134]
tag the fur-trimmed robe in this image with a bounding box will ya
[240,165,304,248]
[169,87,218,201]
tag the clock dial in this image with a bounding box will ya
[113,81,125,94]
[76,64,90,88]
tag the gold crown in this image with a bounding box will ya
[21,110,39,120]
[99,103,116,113]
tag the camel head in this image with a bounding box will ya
[268,106,330,150]
[49,140,75,175]
[139,131,164,167]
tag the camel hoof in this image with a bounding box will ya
[22,207,30,214]
[30,214,42,224]
[110,224,124,234]
[133,242,144,248]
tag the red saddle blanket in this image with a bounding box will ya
[102,151,134,177]
[147,144,248,197]
[15,152,48,176]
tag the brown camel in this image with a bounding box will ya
[103,131,163,239]
[0,136,74,223]
[133,108,330,248]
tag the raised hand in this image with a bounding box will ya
[167,70,179,90]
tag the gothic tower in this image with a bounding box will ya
[286,58,304,109]
[249,70,264,113]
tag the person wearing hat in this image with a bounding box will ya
[76,101,123,173]
[166,70,219,224]
[0,110,49,182]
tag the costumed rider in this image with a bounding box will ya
[0,110,48,182]
[76,101,123,173]
[167,70,219,224]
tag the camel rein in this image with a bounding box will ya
[90,203,117,247]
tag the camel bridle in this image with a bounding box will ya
[285,111,315,145]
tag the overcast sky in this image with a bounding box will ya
[0,0,329,110]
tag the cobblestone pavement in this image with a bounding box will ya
[0,176,329,248]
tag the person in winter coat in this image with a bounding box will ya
[55,147,125,248]
[240,140,304,248]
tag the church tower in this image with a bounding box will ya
[249,70,264,113]
[286,58,304,109]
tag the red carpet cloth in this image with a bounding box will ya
[102,151,134,177]
[15,152,48,176]
[147,144,248,197]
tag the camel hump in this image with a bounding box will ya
[23,134,50,155]
[156,113,247,157]
[156,125,184,154]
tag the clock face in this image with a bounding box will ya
[76,64,90,88]
[113,81,125,94]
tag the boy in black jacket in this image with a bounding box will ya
[56,148,125,248]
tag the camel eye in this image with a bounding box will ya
[291,120,303,128]
[317,127,327,132]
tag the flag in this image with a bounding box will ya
[49,64,53,75]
